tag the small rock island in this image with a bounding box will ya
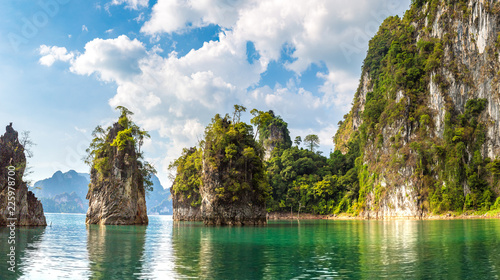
[171,107,275,225]
[0,123,46,226]
[85,107,155,225]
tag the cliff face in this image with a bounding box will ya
[171,115,269,225]
[260,111,292,161]
[335,0,500,218]
[200,116,268,225]
[86,122,148,225]
[200,155,267,225]
[171,189,201,221]
[0,123,46,226]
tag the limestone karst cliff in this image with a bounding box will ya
[201,115,268,225]
[85,108,154,225]
[335,0,500,218]
[171,113,269,225]
[0,123,46,226]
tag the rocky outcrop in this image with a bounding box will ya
[172,115,268,225]
[335,0,500,219]
[200,157,267,225]
[200,116,268,225]
[261,111,292,161]
[86,121,148,225]
[172,195,202,221]
[0,123,46,226]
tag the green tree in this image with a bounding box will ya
[232,104,247,124]
[304,134,320,152]
[169,147,202,207]
[294,136,302,147]
[250,109,273,141]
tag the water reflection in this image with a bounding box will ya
[87,224,147,279]
[1,215,499,279]
[172,222,273,279]
[0,226,45,280]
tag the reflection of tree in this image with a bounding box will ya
[0,227,45,280]
[87,224,146,279]
[172,223,269,279]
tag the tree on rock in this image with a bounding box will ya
[304,134,320,152]
[84,106,156,225]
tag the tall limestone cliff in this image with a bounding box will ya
[85,108,154,225]
[200,115,268,225]
[0,123,46,226]
[335,0,500,218]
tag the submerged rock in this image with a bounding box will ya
[0,123,46,226]
[86,114,149,225]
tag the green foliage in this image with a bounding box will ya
[169,147,202,207]
[294,136,302,147]
[303,134,320,152]
[111,128,135,150]
[266,131,360,215]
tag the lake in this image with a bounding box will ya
[1,214,499,279]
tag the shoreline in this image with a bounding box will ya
[267,212,500,221]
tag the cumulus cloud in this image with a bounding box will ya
[39,45,74,66]
[110,0,149,10]
[70,35,147,83]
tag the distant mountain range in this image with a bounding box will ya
[31,170,172,215]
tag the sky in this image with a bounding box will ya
[0,0,411,187]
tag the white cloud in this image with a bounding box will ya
[38,45,74,66]
[74,126,87,134]
[105,29,114,34]
[141,0,246,34]
[40,0,410,184]
[82,25,88,32]
[110,0,149,10]
[70,35,147,83]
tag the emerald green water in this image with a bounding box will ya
[1,214,500,279]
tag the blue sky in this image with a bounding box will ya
[0,0,410,186]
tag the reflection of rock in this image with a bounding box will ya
[171,224,269,279]
[0,226,45,279]
[87,224,146,279]
[0,123,46,226]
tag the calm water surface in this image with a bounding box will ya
[1,214,499,279]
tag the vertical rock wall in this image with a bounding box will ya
[0,123,46,226]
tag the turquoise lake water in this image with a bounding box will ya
[1,214,500,279]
